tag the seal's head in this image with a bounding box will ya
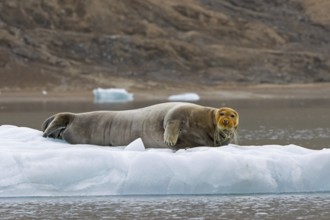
[214,107,239,145]
[216,107,239,130]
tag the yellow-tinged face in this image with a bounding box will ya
[216,107,239,130]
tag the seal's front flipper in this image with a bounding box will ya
[164,120,181,147]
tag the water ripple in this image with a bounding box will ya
[240,127,330,141]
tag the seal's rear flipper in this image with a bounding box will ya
[41,115,55,132]
[42,113,72,139]
[43,126,66,138]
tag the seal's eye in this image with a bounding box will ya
[230,114,235,118]
[220,112,225,116]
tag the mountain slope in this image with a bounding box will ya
[0,0,329,92]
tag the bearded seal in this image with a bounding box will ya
[42,102,239,149]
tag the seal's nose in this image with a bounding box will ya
[223,119,229,125]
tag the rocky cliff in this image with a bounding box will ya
[0,0,330,92]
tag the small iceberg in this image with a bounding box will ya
[93,88,133,103]
[168,93,200,101]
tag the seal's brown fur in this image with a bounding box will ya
[42,102,239,149]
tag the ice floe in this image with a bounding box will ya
[93,88,133,103]
[168,93,200,101]
[1,125,330,197]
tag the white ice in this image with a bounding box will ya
[1,125,330,197]
[168,93,200,101]
[93,88,133,103]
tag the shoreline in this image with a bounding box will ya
[0,83,330,103]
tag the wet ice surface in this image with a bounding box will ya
[1,194,330,220]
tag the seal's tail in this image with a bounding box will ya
[41,113,73,139]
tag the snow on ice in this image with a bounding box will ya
[1,125,330,197]
[93,88,133,103]
[168,93,200,101]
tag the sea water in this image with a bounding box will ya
[1,194,330,220]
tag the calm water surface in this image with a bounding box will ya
[1,194,330,220]
[0,98,330,219]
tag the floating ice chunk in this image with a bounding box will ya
[168,93,200,101]
[93,88,133,103]
[1,125,330,197]
[124,138,145,151]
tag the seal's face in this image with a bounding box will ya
[213,107,239,146]
[216,107,239,130]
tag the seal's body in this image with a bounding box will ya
[42,102,239,149]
